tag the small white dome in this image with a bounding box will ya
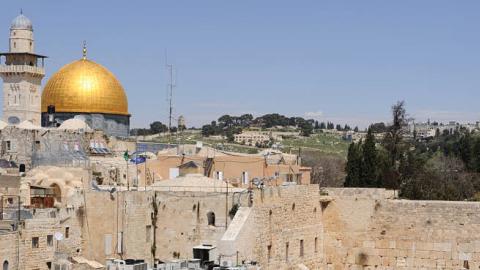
[58,119,92,132]
[11,13,33,30]
[0,120,7,130]
[17,120,42,130]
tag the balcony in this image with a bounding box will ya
[0,65,45,76]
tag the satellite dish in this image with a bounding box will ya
[54,232,64,241]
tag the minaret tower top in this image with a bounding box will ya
[0,12,47,125]
[9,11,34,53]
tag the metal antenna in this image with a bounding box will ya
[165,51,175,133]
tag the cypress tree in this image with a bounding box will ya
[345,142,362,187]
[361,128,377,187]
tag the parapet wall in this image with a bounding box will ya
[323,187,480,269]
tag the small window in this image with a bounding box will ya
[300,239,304,257]
[65,227,69,238]
[3,261,9,270]
[146,225,151,242]
[35,141,41,151]
[207,212,215,226]
[32,237,39,248]
[13,42,16,49]
[47,235,53,247]
[6,141,11,151]
[314,237,318,253]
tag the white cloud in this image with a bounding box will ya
[304,111,323,118]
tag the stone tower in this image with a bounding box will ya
[0,12,46,125]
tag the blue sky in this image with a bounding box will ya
[1,0,480,128]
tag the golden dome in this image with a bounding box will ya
[42,59,129,116]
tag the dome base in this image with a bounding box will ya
[41,112,130,137]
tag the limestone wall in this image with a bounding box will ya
[251,185,325,269]
[323,188,480,269]
[0,232,18,270]
[81,191,151,264]
[154,190,249,261]
[81,189,248,267]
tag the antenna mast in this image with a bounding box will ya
[165,54,175,133]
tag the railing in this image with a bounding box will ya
[0,65,45,75]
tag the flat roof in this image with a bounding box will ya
[193,244,217,250]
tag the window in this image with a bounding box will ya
[6,141,11,151]
[285,242,289,262]
[47,235,53,247]
[35,141,41,151]
[146,225,152,242]
[13,42,16,48]
[46,262,52,270]
[32,237,39,248]
[65,227,69,238]
[3,261,9,270]
[314,237,318,253]
[207,212,215,226]
[242,171,249,185]
[299,239,304,257]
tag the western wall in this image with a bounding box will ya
[3,180,480,269]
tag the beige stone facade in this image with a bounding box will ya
[3,180,480,269]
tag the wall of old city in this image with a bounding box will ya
[322,188,480,269]
[80,189,249,267]
[250,185,326,269]
[154,189,249,262]
[81,191,151,265]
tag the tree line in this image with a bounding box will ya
[201,113,359,140]
[345,101,480,201]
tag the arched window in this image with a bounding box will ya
[13,42,16,49]
[207,212,215,226]
[3,260,9,270]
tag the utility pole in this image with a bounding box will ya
[225,179,228,229]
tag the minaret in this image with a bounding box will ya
[0,11,46,125]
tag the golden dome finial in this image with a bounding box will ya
[82,40,87,60]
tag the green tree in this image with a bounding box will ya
[381,101,408,189]
[345,142,363,187]
[473,138,480,172]
[361,128,377,187]
[300,122,313,137]
[150,121,168,134]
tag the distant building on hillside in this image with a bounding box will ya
[409,120,480,139]
[234,131,270,146]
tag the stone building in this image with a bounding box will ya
[141,145,311,187]
[0,12,46,126]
